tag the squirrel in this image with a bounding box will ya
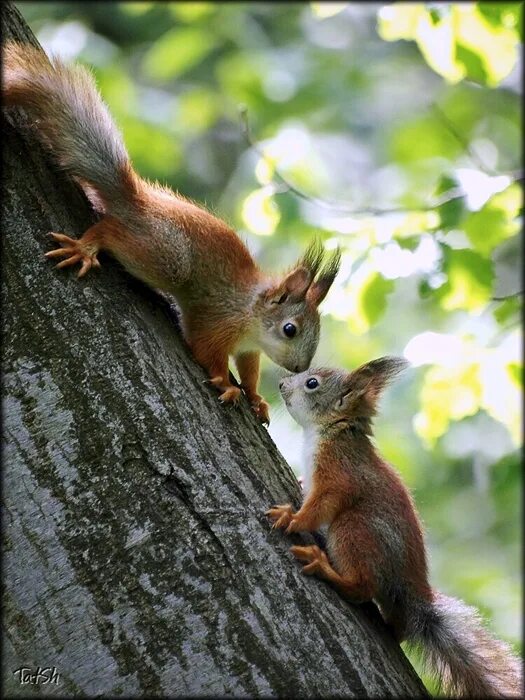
[2,42,341,425]
[267,357,522,698]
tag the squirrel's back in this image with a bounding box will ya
[326,435,431,612]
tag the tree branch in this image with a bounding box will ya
[239,107,523,218]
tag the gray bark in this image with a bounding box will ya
[2,3,428,697]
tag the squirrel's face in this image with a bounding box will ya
[280,357,409,429]
[256,241,341,373]
[279,368,348,427]
[258,298,320,372]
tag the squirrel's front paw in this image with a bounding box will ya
[45,232,100,278]
[251,398,270,426]
[218,386,242,404]
[266,503,294,530]
[205,376,242,404]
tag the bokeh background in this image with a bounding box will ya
[16,1,522,689]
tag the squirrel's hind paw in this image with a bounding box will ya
[290,545,331,576]
[266,504,294,530]
[45,232,100,279]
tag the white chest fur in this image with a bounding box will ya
[301,426,319,496]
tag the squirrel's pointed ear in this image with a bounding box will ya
[265,266,313,304]
[335,381,367,414]
[344,356,409,408]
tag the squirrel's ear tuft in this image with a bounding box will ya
[300,238,325,278]
[338,356,409,413]
[307,245,341,307]
[269,240,341,306]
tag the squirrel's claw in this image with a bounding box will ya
[301,560,321,575]
[45,246,77,258]
[251,399,270,426]
[285,518,300,534]
[46,232,75,244]
[218,386,242,404]
[290,545,328,576]
[266,504,294,530]
[46,232,100,278]
[205,376,242,406]
[290,544,322,562]
[55,253,82,269]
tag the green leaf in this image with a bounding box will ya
[120,2,155,17]
[493,297,521,325]
[120,2,153,16]
[215,52,265,108]
[360,273,395,326]
[346,270,395,335]
[437,247,494,312]
[119,117,182,179]
[455,42,489,85]
[435,174,458,195]
[464,208,511,254]
[418,279,433,299]
[142,27,217,81]
[429,8,442,25]
[377,4,423,41]
[389,116,461,164]
[169,2,215,22]
[177,88,219,133]
[506,362,522,387]
[379,3,519,86]
[452,5,520,87]
[439,196,466,230]
[397,236,420,251]
[415,361,483,446]
[434,175,465,229]
[463,184,521,256]
[478,3,522,37]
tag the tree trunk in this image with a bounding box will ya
[1,4,428,697]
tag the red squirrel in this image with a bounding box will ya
[2,42,341,425]
[267,357,521,697]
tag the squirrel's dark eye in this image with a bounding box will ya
[283,323,297,338]
[305,377,319,390]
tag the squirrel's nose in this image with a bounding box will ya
[279,379,285,390]
[294,365,300,373]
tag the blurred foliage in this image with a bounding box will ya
[16,0,522,688]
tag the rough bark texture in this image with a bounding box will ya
[2,4,428,697]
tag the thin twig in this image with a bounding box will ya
[491,291,524,301]
[239,106,523,217]
[431,103,499,176]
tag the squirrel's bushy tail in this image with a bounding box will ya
[407,590,522,697]
[2,42,136,212]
